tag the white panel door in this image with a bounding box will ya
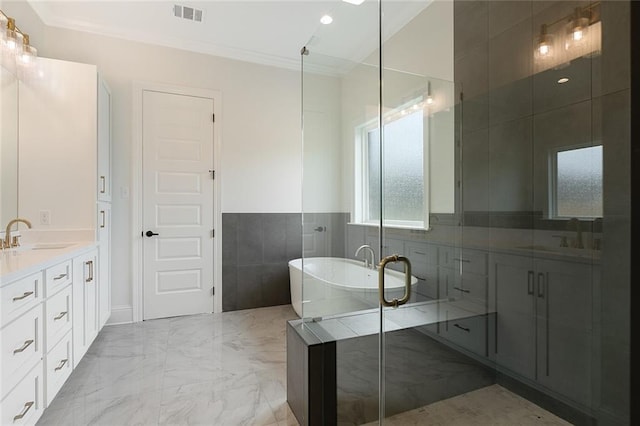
[142,90,214,320]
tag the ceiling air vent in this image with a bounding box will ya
[173,4,203,22]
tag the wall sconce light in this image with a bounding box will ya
[533,2,601,74]
[0,9,38,71]
[535,24,554,60]
[565,7,590,50]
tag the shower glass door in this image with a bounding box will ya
[377,1,467,421]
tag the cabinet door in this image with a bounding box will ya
[72,250,98,363]
[406,243,438,299]
[97,77,112,202]
[535,258,592,406]
[493,253,536,380]
[97,203,111,327]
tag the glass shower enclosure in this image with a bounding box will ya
[296,0,630,424]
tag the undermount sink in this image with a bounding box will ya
[25,242,76,250]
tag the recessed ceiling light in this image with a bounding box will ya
[557,77,570,84]
[320,15,333,25]
[343,0,366,5]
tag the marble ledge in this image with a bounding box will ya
[0,240,97,284]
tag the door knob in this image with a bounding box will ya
[145,230,159,237]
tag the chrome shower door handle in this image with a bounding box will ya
[378,254,412,308]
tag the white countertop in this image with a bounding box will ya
[0,241,98,284]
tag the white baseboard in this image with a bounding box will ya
[106,305,134,325]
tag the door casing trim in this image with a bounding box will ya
[132,81,223,322]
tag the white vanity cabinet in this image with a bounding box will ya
[438,247,489,357]
[97,77,112,203]
[72,249,99,363]
[491,252,597,408]
[0,245,106,425]
[18,57,112,326]
[97,203,111,328]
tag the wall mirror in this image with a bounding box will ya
[0,64,19,230]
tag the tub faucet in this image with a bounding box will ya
[3,218,32,249]
[355,244,376,270]
[568,217,583,249]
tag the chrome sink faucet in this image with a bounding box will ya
[355,244,376,269]
[3,218,32,249]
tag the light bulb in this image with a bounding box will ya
[538,43,550,56]
[573,29,583,41]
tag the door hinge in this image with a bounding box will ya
[212,113,215,122]
[211,229,215,238]
[209,170,215,179]
[212,286,215,295]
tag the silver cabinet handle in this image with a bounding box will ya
[13,339,34,354]
[537,273,545,298]
[413,251,426,256]
[527,271,534,295]
[54,359,68,371]
[100,176,106,193]
[13,401,34,422]
[454,323,470,332]
[452,286,470,294]
[453,257,471,263]
[54,311,68,321]
[53,273,68,281]
[85,260,94,283]
[100,211,106,229]
[378,254,412,308]
[12,291,34,302]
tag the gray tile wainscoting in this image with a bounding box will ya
[222,213,302,312]
[222,212,351,312]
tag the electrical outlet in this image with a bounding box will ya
[40,210,51,225]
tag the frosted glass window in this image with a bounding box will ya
[364,110,425,225]
[554,145,602,218]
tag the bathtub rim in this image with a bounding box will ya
[288,257,418,292]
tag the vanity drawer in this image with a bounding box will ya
[0,305,43,400]
[406,243,438,266]
[1,272,43,326]
[44,260,72,297]
[45,330,73,406]
[45,286,72,352]
[439,247,488,275]
[442,314,487,356]
[0,362,44,426]
[449,271,488,304]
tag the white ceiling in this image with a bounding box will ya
[28,0,431,71]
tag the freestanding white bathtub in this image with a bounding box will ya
[288,257,418,318]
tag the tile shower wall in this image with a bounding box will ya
[222,213,302,311]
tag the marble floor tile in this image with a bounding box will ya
[38,305,297,426]
[38,303,569,426]
[362,384,572,426]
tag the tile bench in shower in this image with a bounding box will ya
[286,299,496,426]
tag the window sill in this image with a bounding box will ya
[348,222,431,232]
